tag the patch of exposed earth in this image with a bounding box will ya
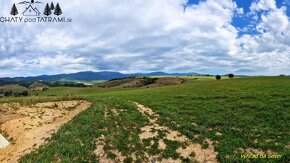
[95,77,186,88]
[133,102,218,163]
[237,147,278,155]
[94,134,126,163]
[93,102,218,163]
[0,100,91,163]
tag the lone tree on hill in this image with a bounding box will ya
[50,2,55,10]
[10,4,18,16]
[216,75,221,80]
[229,73,234,78]
[43,3,51,16]
[54,3,62,16]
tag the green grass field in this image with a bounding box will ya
[1,77,289,162]
[148,75,229,80]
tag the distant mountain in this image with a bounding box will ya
[0,71,199,82]
[133,71,169,76]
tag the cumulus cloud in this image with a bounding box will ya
[0,0,289,77]
[237,0,290,74]
[250,0,277,12]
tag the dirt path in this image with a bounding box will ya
[0,100,91,163]
[133,102,218,163]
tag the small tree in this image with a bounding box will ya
[10,4,18,16]
[50,2,55,10]
[4,90,12,97]
[54,3,62,16]
[229,73,234,78]
[143,78,156,85]
[216,75,221,80]
[43,3,51,16]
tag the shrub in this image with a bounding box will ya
[229,74,234,78]
[19,90,29,96]
[216,75,221,80]
[143,78,156,85]
[4,90,12,96]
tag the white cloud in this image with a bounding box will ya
[237,1,290,74]
[0,0,289,76]
[250,0,277,12]
[259,7,289,34]
[0,57,23,68]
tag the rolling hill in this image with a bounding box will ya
[0,71,199,82]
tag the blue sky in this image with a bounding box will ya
[0,0,290,77]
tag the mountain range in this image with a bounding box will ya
[0,71,199,82]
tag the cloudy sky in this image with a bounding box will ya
[0,0,290,77]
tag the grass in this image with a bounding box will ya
[1,76,289,162]
[0,95,84,106]
[77,80,107,86]
[29,86,138,97]
[147,75,236,80]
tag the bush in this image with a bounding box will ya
[142,77,157,85]
[19,90,29,96]
[229,74,234,78]
[4,90,12,96]
[216,75,221,80]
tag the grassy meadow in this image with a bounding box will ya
[0,76,289,162]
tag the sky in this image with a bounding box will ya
[0,0,290,77]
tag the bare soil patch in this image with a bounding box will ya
[147,77,186,88]
[237,147,278,155]
[133,102,218,163]
[0,100,91,162]
[96,78,143,88]
[95,77,186,88]
[94,136,126,162]
[0,111,24,124]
